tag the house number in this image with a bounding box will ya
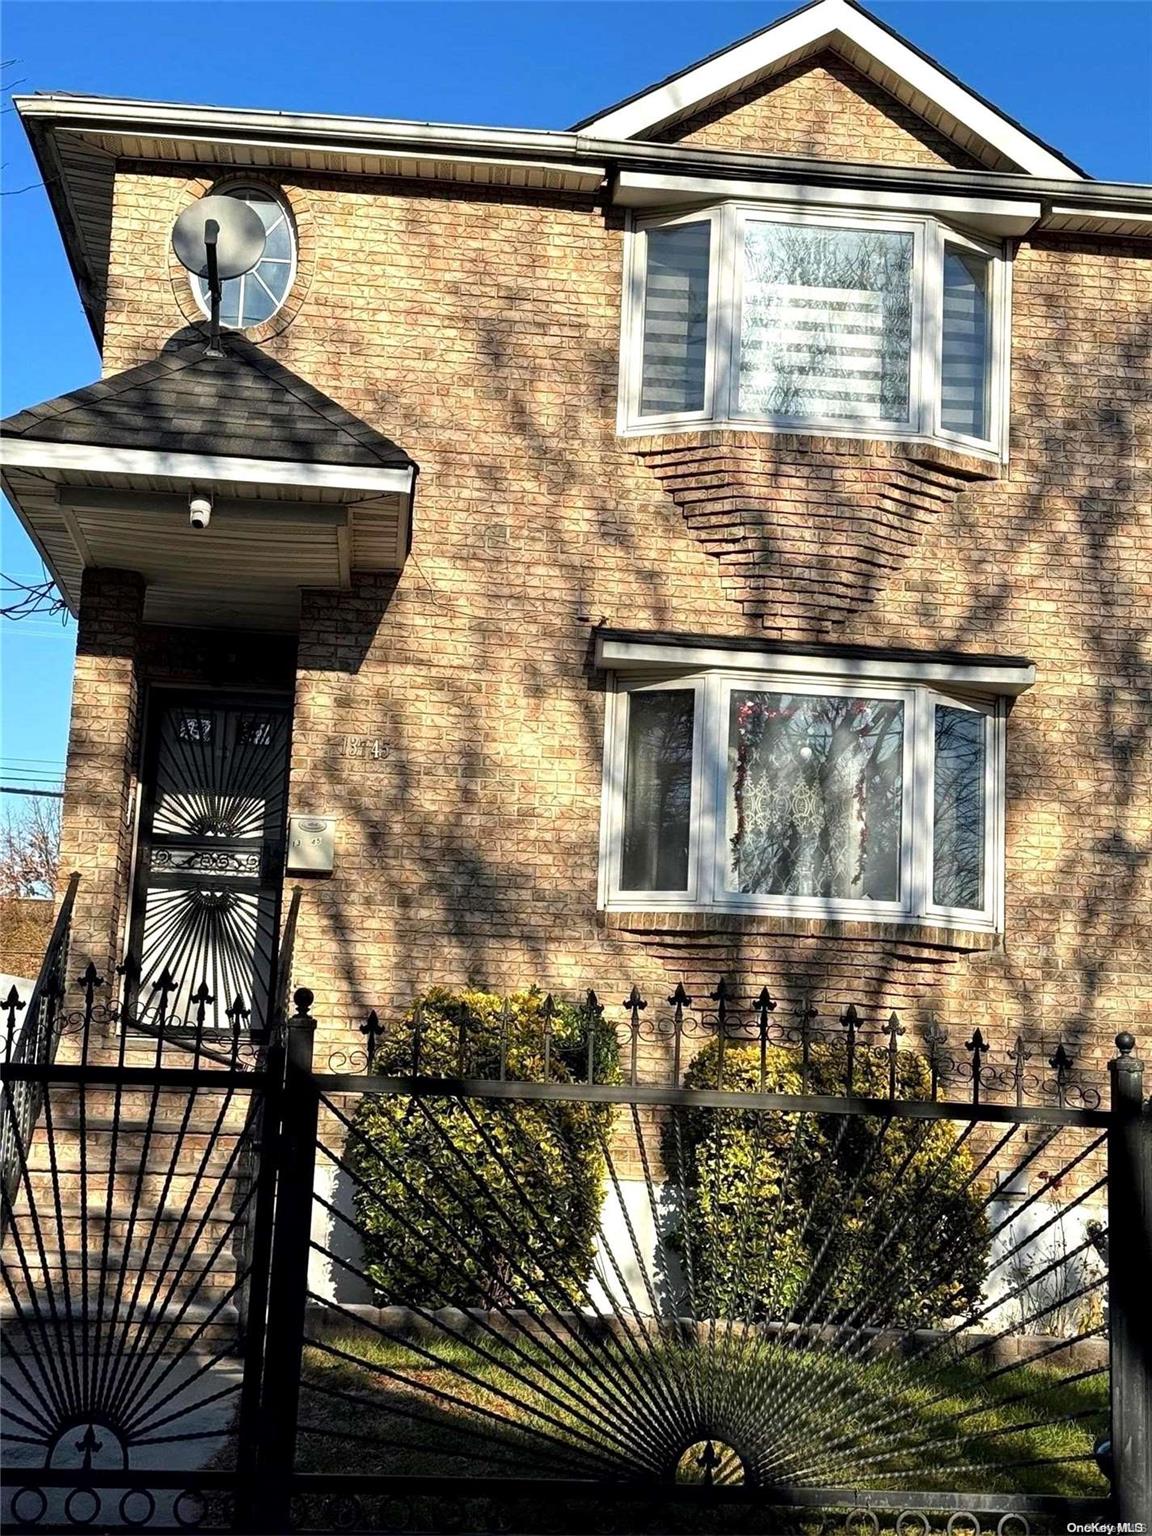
[340,736,390,761]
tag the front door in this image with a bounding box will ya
[127,691,292,1032]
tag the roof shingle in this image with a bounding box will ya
[0,336,414,471]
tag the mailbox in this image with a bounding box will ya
[287,814,336,875]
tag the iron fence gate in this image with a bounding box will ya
[0,962,273,1534]
[3,969,1150,1534]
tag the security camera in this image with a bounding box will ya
[189,491,213,530]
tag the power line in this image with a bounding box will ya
[1,786,64,799]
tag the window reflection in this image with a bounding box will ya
[727,691,904,901]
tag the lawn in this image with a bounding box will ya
[292,1321,1108,1504]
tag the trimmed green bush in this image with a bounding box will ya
[662,1039,990,1327]
[350,988,618,1308]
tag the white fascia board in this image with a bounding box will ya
[581,0,1081,180]
[17,93,587,160]
[615,171,1042,235]
[1,438,416,497]
[594,635,1036,695]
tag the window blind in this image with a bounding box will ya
[639,222,711,416]
[739,222,913,424]
[941,246,990,439]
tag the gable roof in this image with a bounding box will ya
[0,335,414,470]
[573,0,1085,179]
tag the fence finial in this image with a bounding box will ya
[669,982,691,1085]
[1109,1031,1144,1115]
[840,1003,859,1095]
[360,1009,382,1070]
[623,985,646,1087]
[584,990,603,1085]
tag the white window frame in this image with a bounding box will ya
[620,206,724,429]
[189,183,298,331]
[599,663,1006,933]
[932,226,1006,455]
[618,202,1010,461]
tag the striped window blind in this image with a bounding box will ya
[941,246,990,439]
[738,222,913,423]
[639,221,711,416]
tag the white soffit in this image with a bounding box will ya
[595,634,1036,695]
[1041,205,1152,240]
[72,127,606,194]
[614,171,1042,236]
[0,462,411,627]
[579,0,1083,181]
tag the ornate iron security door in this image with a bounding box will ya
[128,693,291,1033]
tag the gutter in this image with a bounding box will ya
[15,93,1152,213]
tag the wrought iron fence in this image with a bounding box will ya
[0,970,1148,1533]
[334,981,1108,1114]
[1,873,79,1230]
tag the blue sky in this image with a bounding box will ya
[2,0,1150,800]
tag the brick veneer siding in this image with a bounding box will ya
[58,568,145,984]
[625,433,999,637]
[79,68,1151,1102]
[645,51,994,170]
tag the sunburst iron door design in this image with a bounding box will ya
[129,695,291,1032]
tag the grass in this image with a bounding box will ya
[293,1322,1108,1503]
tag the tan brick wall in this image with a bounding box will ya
[58,568,145,986]
[84,89,1151,1106]
[646,51,989,170]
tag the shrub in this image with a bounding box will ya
[662,1039,990,1327]
[350,987,619,1308]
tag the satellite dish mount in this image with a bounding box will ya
[202,218,224,356]
[171,195,268,357]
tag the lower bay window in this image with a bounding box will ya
[600,648,1022,932]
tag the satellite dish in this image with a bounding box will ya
[172,194,267,355]
[172,194,266,281]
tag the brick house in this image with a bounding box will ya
[3,0,1149,1093]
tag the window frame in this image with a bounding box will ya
[619,202,1009,461]
[189,183,298,332]
[599,665,1006,933]
[620,206,724,429]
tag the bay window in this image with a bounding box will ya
[601,655,1012,931]
[622,204,1006,455]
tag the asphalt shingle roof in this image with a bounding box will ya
[0,335,414,471]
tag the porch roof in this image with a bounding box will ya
[1,338,418,632]
[0,335,415,473]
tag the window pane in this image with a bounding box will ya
[621,691,695,891]
[639,223,711,416]
[739,221,913,423]
[240,271,279,325]
[941,246,990,439]
[727,691,904,900]
[933,706,986,910]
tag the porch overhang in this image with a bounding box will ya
[1,444,416,632]
[1,336,419,632]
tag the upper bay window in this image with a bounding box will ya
[623,205,1006,456]
[597,637,1032,933]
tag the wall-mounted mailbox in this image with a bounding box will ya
[287,814,336,876]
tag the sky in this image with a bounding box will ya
[1,0,1150,803]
